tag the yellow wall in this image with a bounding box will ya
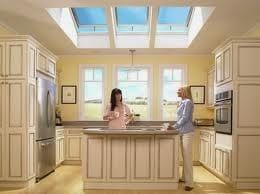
[57,54,214,121]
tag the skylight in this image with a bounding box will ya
[157,6,192,33]
[71,7,108,33]
[115,6,149,33]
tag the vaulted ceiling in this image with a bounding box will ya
[0,0,260,55]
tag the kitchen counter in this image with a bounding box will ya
[82,128,180,190]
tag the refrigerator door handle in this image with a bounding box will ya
[47,91,50,128]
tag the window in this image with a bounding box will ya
[160,65,187,120]
[114,6,149,33]
[157,6,192,33]
[71,7,108,33]
[79,66,104,120]
[116,66,150,120]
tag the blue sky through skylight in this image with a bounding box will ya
[115,6,149,33]
[72,7,108,33]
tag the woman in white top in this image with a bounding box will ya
[103,88,133,129]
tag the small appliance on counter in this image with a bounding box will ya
[194,118,214,126]
[55,107,62,126]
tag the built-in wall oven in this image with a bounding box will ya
[214,90,232,134]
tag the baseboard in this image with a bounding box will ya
[84,182,178,190]
[63,160,81,165]
[235,182,260,189]
[0,177,35,188]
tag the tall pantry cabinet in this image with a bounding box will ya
[0,36,57,187]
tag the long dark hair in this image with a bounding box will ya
[110,88,122,111]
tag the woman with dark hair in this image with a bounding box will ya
[103,88,133,129]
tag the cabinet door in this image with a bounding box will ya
[223,46,232,82]
[28,44,36,80]
[215,54,223,84]
[5,41,26,79]
[47,58,56,77]
[83,135,106,182]
[5,80,26,130]
[0,81,5,131]
[209,133,215,169]
[59,137,65,163]
[37,50,47,73]
[56,138,60,166]
[0,131,3,179]
[107,136,130,182]
[0,42,5,79]
[6,132,26,180]
[215,148,222,174]
[130,136,154,182]
[66,136,81,161]
[155,135,179,182]
[222,150,231,178]
[207,69,215,106]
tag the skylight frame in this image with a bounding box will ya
[114,6,150,35]
[156,6,193,35]
[71,7,109,34]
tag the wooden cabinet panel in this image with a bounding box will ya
[29,84,36,129]
[7,133,24,179]
[37,51,47,72]
[237,44,260,77]
[28,132,35,177]
[28,45,36,79]
[155,136,178,181]
[0,132,3,179]
[0,82,4,131]
[47,59,55,76]
[84,136,106,181]
[130,136,154,181]
[59,138,64,163]
[5,80,26,130]
[6,41,26,79]
[0,42,4,79]
[215,54,223,84]
[66,136,81,160]
[107,136,130,181]
[223,47,231,81]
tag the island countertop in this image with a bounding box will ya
[82,128,179,135]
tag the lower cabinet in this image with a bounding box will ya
[65,128,82,162]
[83,134,179,186]
[56,129,65,166]
[0,132,3,179]
[199,130,215,169]
[214,145,232,181]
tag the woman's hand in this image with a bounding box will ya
[167,125,175,130]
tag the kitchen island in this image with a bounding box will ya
[82,128,179,190]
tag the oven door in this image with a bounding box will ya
[214,100,232,134]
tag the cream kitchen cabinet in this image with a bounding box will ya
[65,128,82,163]
[215,45,232,86]
[56,128,65,166]
[37,50,56,78]
[199,129,215,169]
[214,145,232,182]
[0,36,56,187]
[207,66,215,107]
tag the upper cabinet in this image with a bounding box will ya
[215,45,232,86]
[37,50,56,78]
[0,42,4,80]
[207,66,215,107]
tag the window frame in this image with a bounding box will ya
[159,64,188,120]
[113,64,152,120]
[78,64,107,120]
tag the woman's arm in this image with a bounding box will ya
[174,100,193,129]
[124,104,134,124]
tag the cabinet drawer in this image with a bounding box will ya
[56,129,64,137]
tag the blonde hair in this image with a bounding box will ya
[181,86,193,101]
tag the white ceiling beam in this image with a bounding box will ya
[149,6,159,48]
[105,5,116,48]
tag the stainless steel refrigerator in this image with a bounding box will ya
[36,77,56,181]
